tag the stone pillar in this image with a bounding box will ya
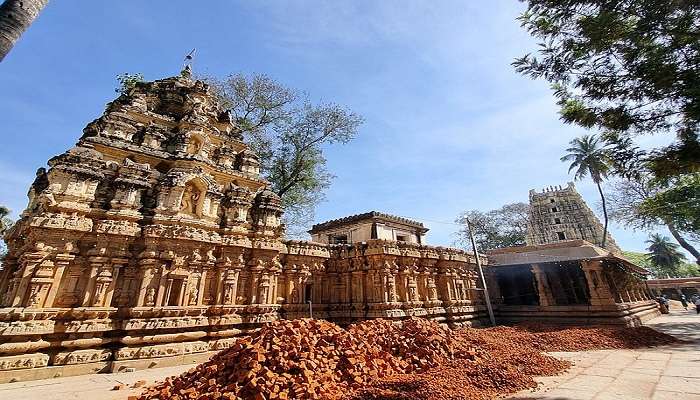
[223,268,240,305]
[26,259,56,308]
[82,258,103,307]
[258,274,270,304]
[44,252,75,308]
[103,263,122,307]
[196,269,207,305]
[11,259,41,307]
[531,264,556,307]
[136,258,157,306]
[580,260,616,306]
[155,268,169,307]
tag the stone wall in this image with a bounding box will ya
[0,238,485,380]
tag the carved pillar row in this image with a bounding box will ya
[531,264,556,307]
[580,260,616,306]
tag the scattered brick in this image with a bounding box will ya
[132,380,147,388]
[134,318,678,400]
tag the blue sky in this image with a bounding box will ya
[0,1,676,252]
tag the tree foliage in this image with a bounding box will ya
[115,72,145,95]
[645,233,688,277]
[207,74,363,238]
[0,205,14,259]
[639,173,700,237]
[455,202,530,252]
[514,0,700,178]
[623,250,698,278]
[0,205,12,235]
[608,172,700,264]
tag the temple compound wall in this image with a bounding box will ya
[0,70,486,382]
[487,241,659,326]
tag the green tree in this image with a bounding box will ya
[115,73,145,95]
[0,0,49,62]
[207,74,363,238]
[0,205,12,235]
[514,0,700,179]
[561,134,611,248]
[608,175,700,264]
[0,205,13,258]
[645,233,688,277]
[639,173,700,243]
[455,202,530,251]
[623,250,698,278]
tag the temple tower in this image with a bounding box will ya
[526,182,621,253]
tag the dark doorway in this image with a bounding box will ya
[304,284,313,303]
[495,265,539,306]
[168,279,184,306]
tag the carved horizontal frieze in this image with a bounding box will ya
[54,319,118,333]
[29,213,93,232]
[121,316,209,331]
[0,320,54,336]
[0,353,49,371]
[52,349,112,365]
[114,340,209,360]
[95,220,142,236]
[142,224,221,243]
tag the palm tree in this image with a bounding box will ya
[645,233,687,277]
[561,134,611,248]
[0,0,49,62]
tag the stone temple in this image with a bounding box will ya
[526,182,622,253]
[0,69,488,381]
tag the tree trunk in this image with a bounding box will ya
[0,0,48,62]
[666,222,700,266]
[595,181,609,249]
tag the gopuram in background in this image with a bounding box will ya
[0,68,486,381]
[526,182,622,253]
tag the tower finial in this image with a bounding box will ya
[181,48,196,79]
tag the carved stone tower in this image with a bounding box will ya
[0,68,484,380]
[526,182,621,253]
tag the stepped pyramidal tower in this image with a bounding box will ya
[526,182,622,253]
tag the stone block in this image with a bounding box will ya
[0,353,49,371]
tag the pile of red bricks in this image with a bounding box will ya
[135,319,677,400]
[508,323,679,351]
[350,323,678,400]
[135,318,477,400]
[347,318,479,373]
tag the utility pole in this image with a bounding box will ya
[466,218,496,326]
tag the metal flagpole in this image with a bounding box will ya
[466,218,496,326]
